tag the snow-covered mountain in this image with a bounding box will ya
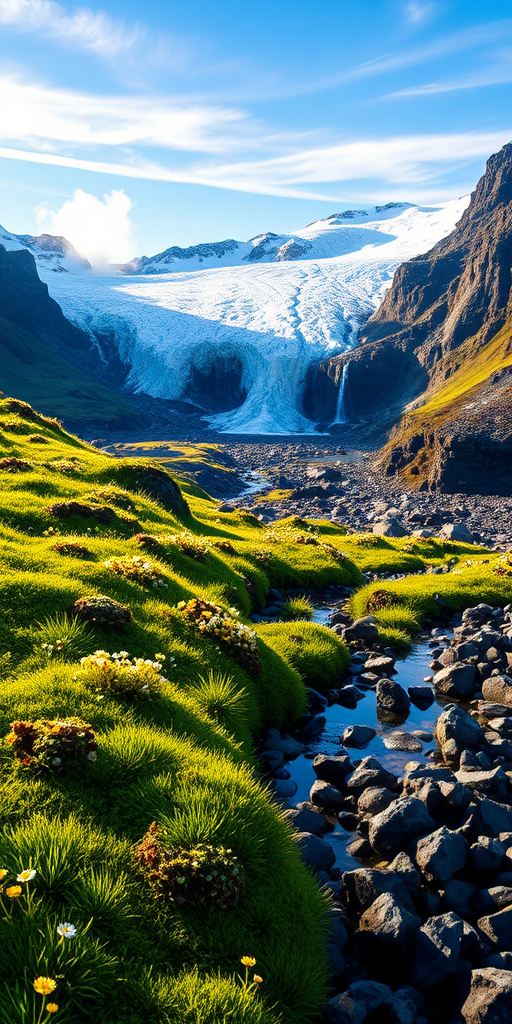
[0,225,90,273]
[3,199,469,434]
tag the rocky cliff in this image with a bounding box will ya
[306,142,512,492]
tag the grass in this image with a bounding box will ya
[0,395,508,1022]
[280,596,314,621]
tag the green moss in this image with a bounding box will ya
[258,621,350,694]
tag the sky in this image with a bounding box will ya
[0,0,511,263]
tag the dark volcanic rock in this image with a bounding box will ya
[414,826,468,883]
[368,797,435,856]
[358,891,420,951]
[461,968,512,1023]
[376,678,411,716]
[412,912,463,989]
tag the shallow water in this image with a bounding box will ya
[286,634,450,870]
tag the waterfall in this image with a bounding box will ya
[333,362,349,424]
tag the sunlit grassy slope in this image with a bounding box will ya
[1,396,510,1024]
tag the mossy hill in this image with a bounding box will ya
[3,397,512,1023]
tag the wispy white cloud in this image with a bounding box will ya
[403,1,440,26]
[36,188,134,263]
[0,0,141,58]
[382,52,512,98]
[1,130,510,202]
[0,74,250,154]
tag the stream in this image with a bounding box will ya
[285,609,453,871]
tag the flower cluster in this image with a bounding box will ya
[177,598,261,675]
[351,533,382,548]
[169,531,209,561]
[320,541,349,563]
[6,718,97,770]
[52,542,93,559]
[493,554,512,577]
[104,555,167,589]
[75,650,172,700]
[0,457,32,472]
[135,533,164,553]
[136,823,244,909]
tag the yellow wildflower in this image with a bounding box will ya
[34,977,57,995]
[240,956,256,967]
[0,868,8,881]
[6,885,22,898]
[253,974,263,984]
[46,1006,59,1015]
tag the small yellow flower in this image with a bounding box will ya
[34,977,57,995]
[46,1005,59,1015]
[0,868,8,881]
[6,885,22,898]
[240,956,256,968]
[253,974,263,984]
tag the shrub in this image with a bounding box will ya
[367,588,398,612]
[135,533,164,553]
[104,555,168,589]
[177,599,261,675]
[6,718,97,770]
[75,650,170,700]
[47,501,115,523]
[212,540,238,556]
[0,457,32,472]
[50,460,84,475]
[52,542,94,559]
[38,613,93,663]
[136,823,244,909]
[280,596,314,621]
[86,487,136,511]
[169,531,209,561]
[27,434,49,444]
[72,595,132,630]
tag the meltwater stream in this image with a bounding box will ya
[285,609,450,870]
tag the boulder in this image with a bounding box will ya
[434,662,477,699]
[357,787,396,816]
[482,675,512,707]
[439,523,474,543]
[373,519,407,538]
[286,805,327,835]
[456,767,508,800]
[342,616,379,643]
[478,905,512,948]
[345,756,398,796]
[414,826,468,883]
[436,704,486,763]
[341,724,376,748]
[383,731,423,752]
[297,832,336,872]
[409,685,435,709]
[376,678,411,716]
[358,892,420,951]
[263,728,304,757]
[412,912,464,989]
[326,980,393,1024]
[310,779,345,811]
[312,752,353,787]
[461,968,512,1023]
[469,838,506,873]
[343,866,417,916]
[364,655,395,674]
[369,797,435,857]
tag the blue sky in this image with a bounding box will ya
[0,0,511,262]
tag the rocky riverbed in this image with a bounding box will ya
[219,438,512,550]
[258,599,512,1023]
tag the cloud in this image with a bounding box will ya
[403,1,439,25]
[36,188,135,264]
[2,130,510,203]
[0,74,250,154]
[382,53,512,98]
[0,0,141,58]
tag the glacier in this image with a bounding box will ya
[1,199,469,434]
